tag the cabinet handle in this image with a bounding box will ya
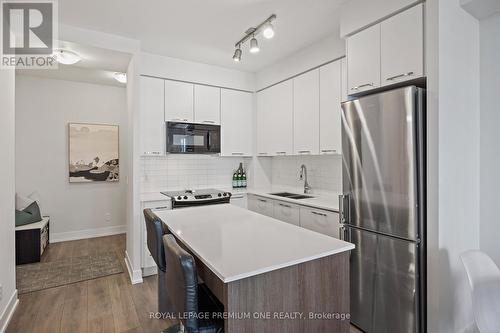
[351,83,374,91]
[202,120,216,124]
[257,198,268,203]
[258,152,268,156]
[276,151,287,155]
[321,149,337,153]
[143,151,161,155]
[298,150,311,154]
[231,152,244,155]
[172,118,189,122]
[386,72,414,81]
[311,211,327,217]
[279,203,292,208]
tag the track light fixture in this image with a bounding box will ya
[232,14,276,62]
[233,45,242,62]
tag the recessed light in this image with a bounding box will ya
[113,72,127,84]
[53,49,81,65]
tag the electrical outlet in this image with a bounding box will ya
[105,213,112,222]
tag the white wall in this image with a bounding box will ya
[255,35,345,90]
[479,13,500,267]
[140,53,255,92]
[15,75,128,241]
[0,59,17,333]
[437,0,480,332]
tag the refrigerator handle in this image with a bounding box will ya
[339,194,350,225]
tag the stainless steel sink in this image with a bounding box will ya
[269,192,314,200]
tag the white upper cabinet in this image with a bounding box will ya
[341,57,348,102]
[293,69,319,155]
[268,81,294,156]
[140,76,165,155]
[347,24,381,93]
[256,88,272,156]
[319,61,342,155]
[164,80,194,122]
[221,89,253,157]
[194,85,220,124]
[381,4,424,85]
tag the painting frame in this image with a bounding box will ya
[68,122,120,183]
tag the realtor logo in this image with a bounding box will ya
[1,0,58,69]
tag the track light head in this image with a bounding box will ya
[233,46,242,62]
[249,36,260,53]
[263,22,275,39]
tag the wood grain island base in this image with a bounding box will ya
[156,204,354,333]
[223,252,350,332]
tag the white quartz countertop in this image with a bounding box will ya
[155,204,354,283]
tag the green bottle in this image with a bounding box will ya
[232,171,238,188]
[242,171,247,188]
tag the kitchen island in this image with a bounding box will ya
[155,204,354,332]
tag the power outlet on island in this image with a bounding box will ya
[105,213,112,222]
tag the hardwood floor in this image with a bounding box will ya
[7,234,362,333]
[7,234,175,333]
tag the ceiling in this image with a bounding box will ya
[17,41,132,87]
[59,0,347,72]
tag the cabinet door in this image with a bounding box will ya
[221,89,253,156]
[381,4,424,85]
[319,61,342,155]
[293,69,319,155]
[256,89,272,156]
[164,80,194,122]
[347,24,381,94]
[341,57,348,103]
[247,195,274,217]
[268,81,293,156]
[140,76,165,155]
[273,201,301,226]
[194,85,220,124]
[230,194,248,209]
[299,207,340,238]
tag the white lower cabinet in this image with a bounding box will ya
[273,201,300,226]
[247,194,340,238]
[140,200,171,276]
[248,195,274,217]
[230,193,248,209]
[299,207,340,238]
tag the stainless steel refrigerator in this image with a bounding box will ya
[339,86,426,333]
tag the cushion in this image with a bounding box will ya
[16,193,33,211]
[28,191,44,217]
[15,201,42,227]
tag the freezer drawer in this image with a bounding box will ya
[344,227,420,333]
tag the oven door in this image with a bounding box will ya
[166,122,220,154]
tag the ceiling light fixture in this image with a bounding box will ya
[232,14,276,62]
[113,72,127,84]
[249,36,260,53]
[262,22,275,39]
[233,45,242,62]
[53,49,82,65]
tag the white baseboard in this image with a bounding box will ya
[142,265,157,277]
[0,289,18,333]
[125,250,143,284]
[50,225,126,243]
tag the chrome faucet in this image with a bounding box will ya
[299,164,311,194]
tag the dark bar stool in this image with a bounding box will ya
[143,208,173,315]
[162,234,224,333]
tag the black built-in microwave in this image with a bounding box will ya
[166,121,221,154]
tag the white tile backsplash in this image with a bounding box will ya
[140,155,251,192]
[271,155,342,194]
[140,154,342,194]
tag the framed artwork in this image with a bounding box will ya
[68,123,119,183]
